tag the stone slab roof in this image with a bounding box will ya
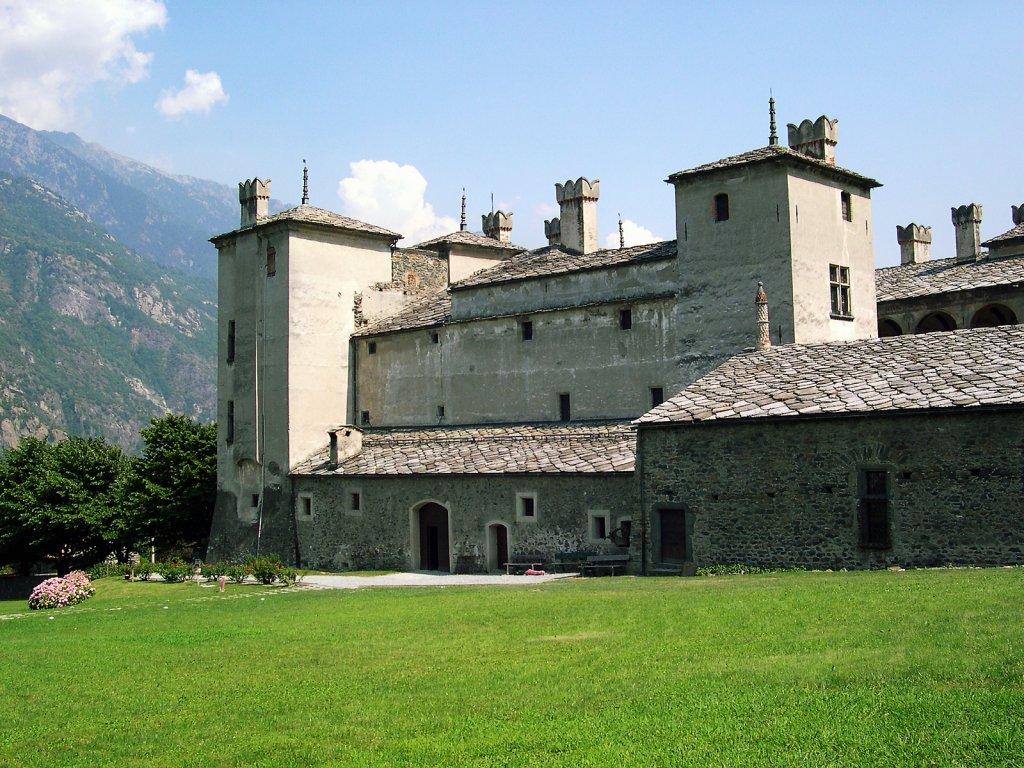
[352,287,452,337]
[294,421,636,476]
[415,230,528,252]
[875,252,1024,302]
[451,240,677,290]
[636,325,1024,426]
[666,145,881,189]
[211,204,400,242]
[983,223,1024,248]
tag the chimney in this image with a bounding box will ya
[755,282,771,351]
[951,203,983,262]
[555,177,600,253]
[1013,204,1024,227]
[238,178,271,227]
[786,116,839,165]
[482,210,513,243]
[326,425,362,469]
[896,223,932,265]
[544,217,561,246]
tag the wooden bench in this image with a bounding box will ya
[579,554,630,577]
[505,561,545,576]
[549,550,597,574]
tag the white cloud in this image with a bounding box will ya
[0,0,167,129]
[604,219,661,249]
[155,69,227,117]
[337,160,457,243]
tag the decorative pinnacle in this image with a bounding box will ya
[301,159,309,205]
[460,188,467,231]
[618,214,625,249]
[755,281,771,351]
[768,96,778,146]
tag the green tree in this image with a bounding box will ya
[133,415,216,555]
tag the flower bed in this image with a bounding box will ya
[28,571,96,610]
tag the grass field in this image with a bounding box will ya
[1,569,1022,767]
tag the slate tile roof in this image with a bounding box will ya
[982,223,1024,247]
[352,287,452,337]
[293,421,636,476]
[211,204,400,242]
[636,325,1024,426]
[451,240,677,290]
[875,252,1024,302]
[666,145,881,189]
[415,230,528,252]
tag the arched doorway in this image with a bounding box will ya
[915,311,957,334]
[415,502,450,572]
[486,523,509,572]
[970,303,1017,328]
[878,318,903,337]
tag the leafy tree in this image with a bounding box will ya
[132,415,216,555]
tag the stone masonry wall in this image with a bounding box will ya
[637,410,1024,570]
[292,473,636,571]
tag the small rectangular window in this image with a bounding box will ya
[350,492,361,512]
[367,341,377,355]
[360,410,371,426]
[226,400,235,444]
[436,404,445,421]
[251,493,260,508]
[517,494,536,519]
[714,193,730,222]
[430,331,439,344]
[619,308,632,330]
[558,393,571,422]
[841,191,852,222]
[650,387,665,408]
[266,246,276,277]
[829,264,852,319]
[302,497,312,516]
[858,469,891,549]
[520,320,533,341]
[227,320,236,363]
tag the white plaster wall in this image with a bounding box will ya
[355,295,677,425]
[448,243,507,284]
[787,170,877,342]
[286,229,393,468]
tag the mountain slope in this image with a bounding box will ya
[0,174,215,450]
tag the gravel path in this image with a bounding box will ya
[303,572,576,589]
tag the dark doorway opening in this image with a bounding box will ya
[418,503,450,571]
[488,523,509,572]
[659,507,692,563]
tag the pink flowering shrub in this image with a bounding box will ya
[28,571,95,610]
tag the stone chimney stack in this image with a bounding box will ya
[482,210,513,243]
[951,203,983,262]
[327,426,362,469]
[755,282,771,351]
[555,177,600,254]
[786,116,839,165]
[238,178,271,227]
[896,223,932,265]
[544,217,561,246]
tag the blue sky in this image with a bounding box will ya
[1,0,1022,263]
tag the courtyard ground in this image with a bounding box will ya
[1,568,1022,767]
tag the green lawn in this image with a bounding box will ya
[1,569,1022,767]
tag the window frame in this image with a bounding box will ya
[266,245,277,277]
[619,307,632,331]
[650,386,665,408]
[587,510,611,543]
[360,410,371,426]
[430,331,440,344]
[515,492,538,522]
[297,495,313,518]
[520,319,534,341]
[558,392,571,422]
[841,191,853,222]
[436,404,445,421]
[226,400,235,444]
[857,468,892,550]
[829,263,853,320]
[227,319,236,364]
[713,193,730,222]
[349,489,363,514]
[367,340,377,355]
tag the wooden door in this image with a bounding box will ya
[494,525,508,569]
[659,508,688,563]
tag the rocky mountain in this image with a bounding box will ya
[0,173,216,450]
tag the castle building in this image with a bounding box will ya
[208,107,1024,573]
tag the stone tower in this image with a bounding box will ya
[897,224,931,264]
[952,203,983,262]
[555,178,600,254]
[482,210,513,243]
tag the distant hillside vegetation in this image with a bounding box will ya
[0,174,215,450]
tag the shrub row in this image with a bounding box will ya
[86,556,300,585]
[28,571,95,610]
